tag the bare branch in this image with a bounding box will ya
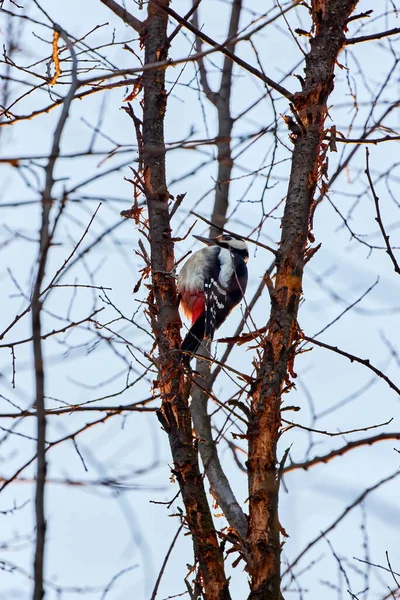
[303,335,400,397]
[99,0,143,33]
[285,470,400,574]
[190,211,277,254]
[191,2,218,106]
[346,27,400,45]
[247,3,360,597]
[284,432,400,473]
[31,25,78,600]
[365,148,400,275]
[190,355,248,538]
[150,523,184,600]
[139,2,232,596]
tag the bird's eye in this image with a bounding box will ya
[222,235,232,241]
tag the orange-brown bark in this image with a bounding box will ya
[141,2,231,598]
[246,2,359,599]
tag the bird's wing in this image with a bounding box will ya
[204,248,246,339]
[204,275,228,340]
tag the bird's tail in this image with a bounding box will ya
[180,317,205,366]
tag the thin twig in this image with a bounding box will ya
[346,27,400,45]
[190,211,277,254]
[99,0,143,33]
[285,470,400,574]
[284,432,400,473]
[365,148,400,275]
[303,335,400,396]
[150,523,184,600]
[0,309,103,348]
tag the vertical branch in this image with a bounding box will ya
[32,282,46,600]
[191,4,218,105]
[192,0,242,234]
[246,2,359,599]
[32,27,78,600]
[191,358,247,538]
[140,2,231,598]
[189,0,247,538]
[211,0,242,234]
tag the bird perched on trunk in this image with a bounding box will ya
[177,233,249,365]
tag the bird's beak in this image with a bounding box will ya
[193,235,216,246]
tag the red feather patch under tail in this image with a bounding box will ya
[180,290,205,324]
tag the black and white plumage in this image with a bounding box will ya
[178,233,249,364]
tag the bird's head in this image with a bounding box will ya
[193,232,249,262]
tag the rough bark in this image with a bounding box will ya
[141,2,231,598]
[246,2,359,599]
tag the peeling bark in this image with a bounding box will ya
[141,2,231,598]
[246,2,359,599]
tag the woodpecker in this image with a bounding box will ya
[178,233,249,364]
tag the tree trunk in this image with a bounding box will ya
[142,2,231,598]
[246,2,359,598]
